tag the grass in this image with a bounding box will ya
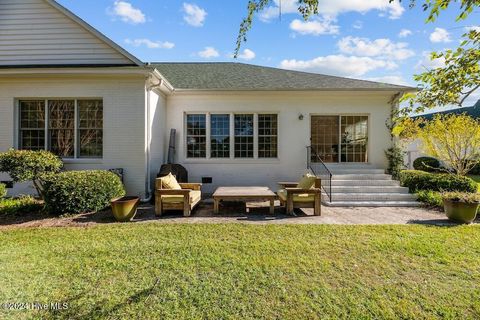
[1,224,480,319]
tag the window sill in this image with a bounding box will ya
[63,159,103,165]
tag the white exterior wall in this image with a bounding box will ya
[0,0,133,65]
[166,91,395,193]
[0,74,147,196]
[148,90,167,190]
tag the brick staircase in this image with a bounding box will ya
[322,164,419,207]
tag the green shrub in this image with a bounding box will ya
[442,192,480,203]
[400,170,478,193]
[416,190,443,208]
[0,196,43,215]
[0,183,6,199]
[385,147,406,180]
[43,170,125,215]
[0,149,63,198]
[413,156,441,172]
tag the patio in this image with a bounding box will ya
[0,199,469,229]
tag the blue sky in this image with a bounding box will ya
[58,0,479,106]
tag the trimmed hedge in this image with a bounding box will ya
[413,157,441,172]
[43,170,125,215]
[0,183,6,199]
[400,170,477,193]
[416,190,443,208]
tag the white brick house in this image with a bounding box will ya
[0,0,417,206]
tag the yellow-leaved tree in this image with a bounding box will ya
[402,114,480,176]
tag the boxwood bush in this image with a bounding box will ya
[413,156,441,172]
[400,170,477,193]
[43,170,125,215]
[416,190,443,208]
[0,183,6,199]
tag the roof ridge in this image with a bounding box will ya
[150,61,413,88]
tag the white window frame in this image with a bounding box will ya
[16,98,104,160]
[184,112,279,161]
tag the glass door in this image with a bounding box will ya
[310,116,339,163]
[311,115,368,163]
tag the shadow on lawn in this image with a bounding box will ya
[44,279,162,320]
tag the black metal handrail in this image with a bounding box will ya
[306,146,333,202]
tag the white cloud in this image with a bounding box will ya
[237,49,256,60]
[198,46,219,58]
[337,36,415,60]
[415,51,446,70]
[429,28,451,43]
[465,25,480,32]
[290,16,339,36]
[398,29,412,38]
[125,38,175,49]
[279,55,397,77]
[366,75,410,86]
[352,20,363,29]
[109,1,146,24]
[260,0,404,21]
[183,3,207,27]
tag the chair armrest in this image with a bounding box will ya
[179,183,202,191]
[285,187,321,195]
[155,189,191,195]
[278,182,298,188]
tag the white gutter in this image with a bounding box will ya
[141,75,163,203]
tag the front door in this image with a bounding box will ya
[311,115,368,163]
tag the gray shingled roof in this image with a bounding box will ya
[151,62,415,91]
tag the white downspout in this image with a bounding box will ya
[141,75,162,203]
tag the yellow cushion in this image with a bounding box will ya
[161,173,181,190]
[297,173,317,189]
[277,189,315,202]
[161,190,201,204]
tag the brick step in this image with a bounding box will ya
[332,174,392,180]
[325,201,421,207]
[330,186,409,193]
[327,193,417,201]
[330,179,400,186]
[328,169,386,174]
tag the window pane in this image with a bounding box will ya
[258,114,277,158]
[186,114,206,158]
[19,100,45,151]
[78,100,103,158]
[340,116,368,163]
[211,114,230,158]
[48,100,75,157]
[234,114,254,158]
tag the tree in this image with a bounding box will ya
[403,29,479,114]
[0,149,63,199]
[235,0,480,56]
[401,114,480,176]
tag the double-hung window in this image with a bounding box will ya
[186,113,278,159]
[18,99,103,158]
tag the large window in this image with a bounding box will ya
[19,99,103,158]
[258,114,278,158]
[234,114,254,158]
[186,114,206,158]
[210,114,230,158]
[185,113,278,159]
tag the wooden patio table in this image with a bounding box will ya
[213,186,276,214]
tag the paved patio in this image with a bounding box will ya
[2,199,474,229]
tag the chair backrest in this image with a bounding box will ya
[314,177,321,189]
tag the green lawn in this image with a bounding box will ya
[1,224,480,319]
